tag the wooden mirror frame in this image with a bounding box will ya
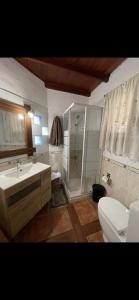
[0,100,36,159]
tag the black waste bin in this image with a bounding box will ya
[92,184,106,203]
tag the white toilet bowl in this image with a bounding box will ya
[98,197,139,242]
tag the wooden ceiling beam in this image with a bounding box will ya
[27,57,110,82]
[45,80,91,97]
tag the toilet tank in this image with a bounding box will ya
[126,200,139,242]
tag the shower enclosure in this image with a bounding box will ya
[63,102,102,199]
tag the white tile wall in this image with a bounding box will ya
[100,157,139,208]
[63,156,68,171]
[63,145,69,158]
[85,161,99,172]
[64,136,69,146]
[64,130,69,137]
[86,109,102,131]
[84,147,100,162]
[86,131,100,148]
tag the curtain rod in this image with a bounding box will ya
[104,72,139,98]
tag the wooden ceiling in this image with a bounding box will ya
[15,57,126,97]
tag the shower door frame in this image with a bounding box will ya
[63,102,87,198]
[81,105,103,194]
[80,105,87,194]
[63,105,73,196]
[63,102,103,198]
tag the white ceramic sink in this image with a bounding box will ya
[4,163,33,178]
[0,162,51,190]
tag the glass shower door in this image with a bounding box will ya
[68,104,85,197]
[63,110,70,190]
[81,106,103,194]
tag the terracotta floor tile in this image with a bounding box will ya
[48,206,73,238]
[83,219,101,237]
[87,231,104,243]
[14,212,53,242]
[46,230,77,243]
[67,204,86,242]
[0,230,9,242]
[14,206,73,242]
[12,196,102,243]
[73,199,98,225]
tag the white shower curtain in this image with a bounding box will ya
[99,74,139,160]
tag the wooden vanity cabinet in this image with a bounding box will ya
[0,167,51,238]
[41,168,51,207]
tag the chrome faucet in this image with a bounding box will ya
[16,159,22,175]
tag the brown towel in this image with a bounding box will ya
[49,116,63,146]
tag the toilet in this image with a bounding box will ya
[98,197,139,242]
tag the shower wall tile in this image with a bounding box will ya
[49,150,63,173]
[126,168,139,207]
[82,172,97,193]
[70,134,83,150]
[100,157,139,208]
[63,157,68,171]
[63,145,69,158]
[70,150,82,178]
[86,109,102,131]
[64,130,69,137]
[85,161,100,171]
[85,168,98,177]
[84,147,100,162]
[86,131,100,147]
[82,160,100,194]
[64,136,69,146]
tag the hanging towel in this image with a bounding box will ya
[49,116,63,146]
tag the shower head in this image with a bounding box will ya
[74,114,80,126]
[75,115,80,125]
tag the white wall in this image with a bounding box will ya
[0,58,49,164]
[0,58,47,107]
[30,102,48,153]
[47,88,89,173]
[47,88,89,131]
[100,157,139,208]
[0,59,89,171]
[89,58,139,106]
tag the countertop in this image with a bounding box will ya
[0,162,51,190]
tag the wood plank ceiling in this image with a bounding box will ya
[15,57,126,97]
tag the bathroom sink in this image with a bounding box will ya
[5,171,20,178]
[4,163,33,178]
[0,162,51,190]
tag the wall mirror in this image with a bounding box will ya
[0,99,36,159]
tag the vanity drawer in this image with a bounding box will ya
[5,174,41,199]
[41,188,51,207]
[41,167,51,177]
[8,187,41,237]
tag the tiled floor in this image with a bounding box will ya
[0,230,9,242]
[1,196,104,243]
[73,199,98,225]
